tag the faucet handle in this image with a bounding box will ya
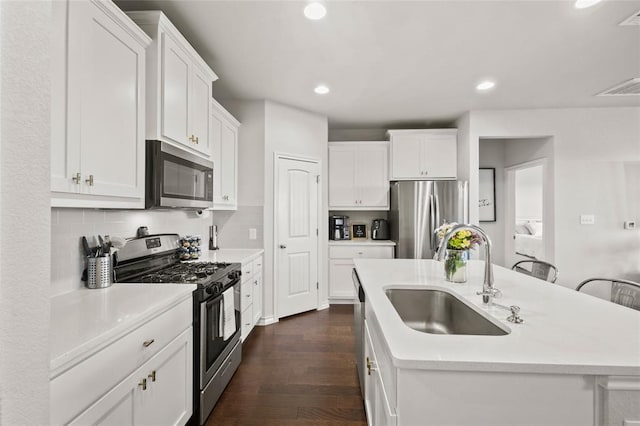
[507,305,524,324]
[476,288,502,298]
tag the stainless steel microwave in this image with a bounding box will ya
[146,140,213,209]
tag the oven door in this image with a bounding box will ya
[200,281,241,387]
[146,140,214,209]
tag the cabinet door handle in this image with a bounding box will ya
[85,175,94,186]
[280,244,287,249]
[195,136,199,144]
[139,378,147,390]
[246,294,251,298]
[254,280,258,285]
[366,357,376,375]
[148,370,156,382]
[142,339,155,347]
[72,172,81,184]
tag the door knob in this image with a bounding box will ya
[280,244,286,249]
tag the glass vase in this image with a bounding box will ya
[444,249,468,283]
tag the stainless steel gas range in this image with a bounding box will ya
[113,234,241,425]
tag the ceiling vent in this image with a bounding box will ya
[597,78,640,96]
[620,9,640,26]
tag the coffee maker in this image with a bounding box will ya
[329,215,349,240]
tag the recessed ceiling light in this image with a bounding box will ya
[476,81,496,91]
[574,0,602,9]
[314,85,330,95]
[304,2,326,20]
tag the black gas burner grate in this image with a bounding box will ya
[137,261,231,284]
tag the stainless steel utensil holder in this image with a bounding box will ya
[86,256,112,289]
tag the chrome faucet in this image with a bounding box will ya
[437,224,500,305]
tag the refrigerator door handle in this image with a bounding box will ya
[429,193,437,250]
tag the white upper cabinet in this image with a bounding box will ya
[388,129,458,180]
[51,0,151,208]
[127,11,217,157]
[210,98,240,210]
[329,142,390,210]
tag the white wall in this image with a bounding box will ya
[465,107,640,288]
[515,166,543,221]
[0,1,51,423]
[264,100,328,320]
[479,140,506,266]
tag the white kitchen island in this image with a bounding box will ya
[354,258,640,426]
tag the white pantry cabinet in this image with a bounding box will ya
[240,255,263,341]
[50,298,193,426]
[51,0,150,208]
[388,129,457,180]
[127,11,218,157]
[329,142,390,210]
[210,98,240,210]
[328,244,394,301]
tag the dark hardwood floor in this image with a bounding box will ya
[206,305,367,426]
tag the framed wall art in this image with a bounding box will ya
[479,168,496,222]
[351,223,367,239]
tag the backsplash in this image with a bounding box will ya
[51,206,263,296]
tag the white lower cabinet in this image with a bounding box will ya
[69,329,192,426]
[364,320,397,426]
[240,255,263,340]
[328,245,394,301]
[50,298,193,425]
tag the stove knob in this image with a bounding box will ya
[205,286,214,295]
[227,271,240,280]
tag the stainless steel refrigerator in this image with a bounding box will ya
[390,181,469,259]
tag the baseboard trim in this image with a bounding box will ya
[317,302,330,311]
[257,316,278,326]
[328,298,355,305]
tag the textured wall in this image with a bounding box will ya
[0,1,52,423]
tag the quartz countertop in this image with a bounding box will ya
[50,284,195,378]
[354,258,640,376]
[197,248,263,264]
[328,240,396,246]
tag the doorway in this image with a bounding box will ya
[505,159,551,268]
[274,154,320,319]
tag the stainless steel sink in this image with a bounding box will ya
[385,288,509,336]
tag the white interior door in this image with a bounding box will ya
[276,157,319,319]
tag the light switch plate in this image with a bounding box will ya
[624,221,636,230]
[580,214,595,225]
[249,228,257,240]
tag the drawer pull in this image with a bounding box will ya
[142,339,155,347]
[139,378,147,390]
[148,370,156,382]
[246,294,251,298]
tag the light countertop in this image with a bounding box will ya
[50,284,195,378]
[354,258,640,376]
[328,240,396,246]
[197,248,263,264]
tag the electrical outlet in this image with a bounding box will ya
[624,221,636,230]
[580,214,595,225]
[249,228,257,240]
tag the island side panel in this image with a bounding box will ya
[397,369,594,426]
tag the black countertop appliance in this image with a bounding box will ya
[371,219,390,240]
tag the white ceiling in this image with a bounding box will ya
[115,0,640,128]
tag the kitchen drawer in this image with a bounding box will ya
[241,261,253,281]
[252,256,263,273]
[329,245,394,260]
[241,305,253,338]
[50,298,192,424]
[240,281,253,311]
